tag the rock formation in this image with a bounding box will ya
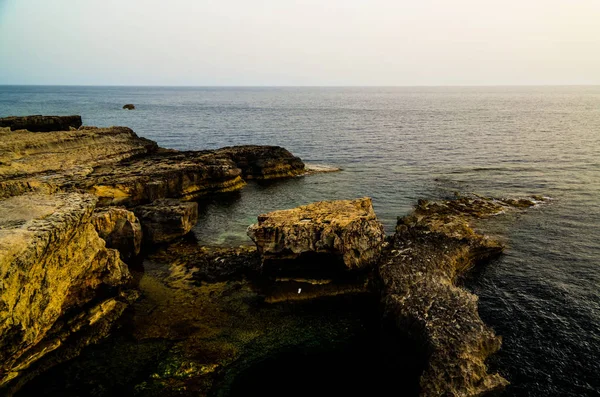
[0,115,315,393]
[215,145,305,179]
[133,199,198,244]
[122,104,135,110]
[0,193,131,388]
[0,115,82,132]
[379,196,539,397]
[248,198,385,273]
[91,207,143,260]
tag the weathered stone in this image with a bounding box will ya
[133,199,199,244]
[378,196,545,397]
[0,115,82,132]
[247,198,385,272]
[87,151,245,207]
[91,207,143,260]
[0,193,131,387]
[122,104,135,110]
[215,145,305,179]
[0,126,158,195]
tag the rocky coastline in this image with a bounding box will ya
[0,115,545,396]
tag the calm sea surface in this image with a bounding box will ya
[1,86,599,396]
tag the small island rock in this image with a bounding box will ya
[122,104,135,110]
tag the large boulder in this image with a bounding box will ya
[133,199,199,244]
[247,198,385,273]
[0,115,82,132]
[0,193,131,388]
[91,207,143,260]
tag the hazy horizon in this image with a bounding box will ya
[1,0,599,86]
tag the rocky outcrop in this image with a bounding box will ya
[0,193,131,388]
[0,116,82,132]
[379,196,541,397]
[133,199,198,244]
[0,124,307,204]
[248,198,385,273]
[0,126,157,198]
[122,104,135,110]
[215,145,305,179]
[86,151,245,207]
[91,207,143,260]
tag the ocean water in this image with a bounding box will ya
[1,85,599,396]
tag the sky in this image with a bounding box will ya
[0,0,599,86]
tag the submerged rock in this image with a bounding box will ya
[248,198,385,273]
[91,207,143,260]
[0,115,82,132]
[133,199,199,244]
[379,196,544,397]
[0,193,131,389]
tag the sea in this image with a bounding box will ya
[1,85,599,396]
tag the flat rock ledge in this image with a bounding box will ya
[248,198,385,273]
[379,196,542,397]
[0,115,82,132]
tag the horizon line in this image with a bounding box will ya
[1,84,599,88]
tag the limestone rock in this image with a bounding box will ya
[0,193,131,387]
[247,198,385,273]
[122,104,135,110]
[378,196,530,397]
[0,126,158,195]
[215,145,305,179]
[87,151,245,207]
[133,199,199,244]
[0,115,82,132]
[91,207,143,260]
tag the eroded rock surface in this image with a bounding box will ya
[133,199,199,244]
[248,198,385,273]
[379,196,542,397]
[0,193,131,389]
[91,207,143,260]
[214,145,305,179]
[0,126,157,198]
[0,115,82,132]
[87,151,245,207]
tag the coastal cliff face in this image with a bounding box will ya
[0,193,131,388]
[379,197,540,397]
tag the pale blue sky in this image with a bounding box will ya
[1,0,599,86]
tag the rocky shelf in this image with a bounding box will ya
[0,115,546,396]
